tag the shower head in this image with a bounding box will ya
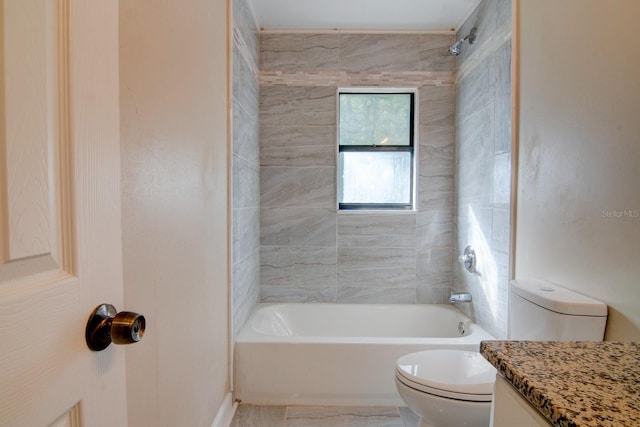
[448,40,463,56]
[448,27,478,56]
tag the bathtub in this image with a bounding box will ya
[234,303,494,406]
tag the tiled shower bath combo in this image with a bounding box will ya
[232,0,512,340]
[230,0,512,422]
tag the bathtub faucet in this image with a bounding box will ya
[449,292,472,304]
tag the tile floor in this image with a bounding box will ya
[230,405,419,427]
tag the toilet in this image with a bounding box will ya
[394,279,608,427]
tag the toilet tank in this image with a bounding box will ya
[509,279,608,341]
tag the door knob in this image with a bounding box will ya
[85,303,146,351]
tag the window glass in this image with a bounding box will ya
[339,94,412,146]
[338,92,415,210]
[339,151,412,204]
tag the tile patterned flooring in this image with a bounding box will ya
[230,405,419,427]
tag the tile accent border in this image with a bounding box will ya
[260,70,454,87]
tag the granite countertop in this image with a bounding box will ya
[480,341,640,427]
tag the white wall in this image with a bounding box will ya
[119,0,231,425]
[516,0,640,340]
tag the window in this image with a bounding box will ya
[338,91,416,210]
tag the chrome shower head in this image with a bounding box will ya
[448,27,478,56]
[448,40,463,56]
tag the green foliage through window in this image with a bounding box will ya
[339,94,412,147]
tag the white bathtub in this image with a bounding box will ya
[234,303,494,406]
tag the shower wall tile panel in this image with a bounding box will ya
[233,155,260,209]
[260,285,337,303]
[233,248,259,309]
[233,45,259,118]
[416,246,453,283]
[233,206,260,281]
[492,40,512,98]
[491,208,510,254]
[337,214,417,248]
[260,86,336,127]
[233,100,260,165]
[337,247,417,288]
[419,128,455,178]
[260,246,338,288]
[233,0,259,66]
[260,34,340,70]
[232,0,260,338]
[493,152,511,205]
[453,0,512,339]
[419,86,455,127]
[455,62,493,122]
[416,285,451,304]
[261,167,335,208]
[259,33,457,303]
[336,287,417,304]
[338,34,421,71]
[456,0,511,66]
[456,105,494,205]
[494,91,512,155]
[493,42,512,154]
[260,125,336,167]
[418,176,454,211]
[419,35,456,72]
[417,209,454,248]
[261,207,336,247]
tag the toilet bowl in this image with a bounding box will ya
[394,349,495,427]
[394,279,609,427]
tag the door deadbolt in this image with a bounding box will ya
[86,303,146,351]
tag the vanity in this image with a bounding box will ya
[481,341,640,427]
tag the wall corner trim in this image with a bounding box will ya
[211,393,237,427]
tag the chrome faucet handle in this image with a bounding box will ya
[458,246,476,273]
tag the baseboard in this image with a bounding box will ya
[211,393,237,427]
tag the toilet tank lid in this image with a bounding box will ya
[511,279,608,317]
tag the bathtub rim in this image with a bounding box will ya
[236,302,495,344]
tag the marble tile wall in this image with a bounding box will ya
[453,0,512,339]
[259,33,456,303]
[232,0,260,338]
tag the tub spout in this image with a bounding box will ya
[449,292,472,303]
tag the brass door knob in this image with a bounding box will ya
[85,303,146,351]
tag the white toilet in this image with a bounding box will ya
[394,279,608,427]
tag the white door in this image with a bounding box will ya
[0,1,127,426]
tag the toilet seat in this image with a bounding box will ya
[395,350,496,402]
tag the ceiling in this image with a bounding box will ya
[250,0,482,32]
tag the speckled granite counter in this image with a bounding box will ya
[480,341,640,427]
